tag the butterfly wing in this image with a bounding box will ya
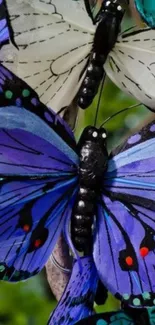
[94,119,155,307]
[74,311,134,325]
[48,257,98,325]
[0,0,10,46]
[0,65,79,281]
[104,27,155,110]
[84,0,104,23]
[0,63,76,146]
[1,0,94,110]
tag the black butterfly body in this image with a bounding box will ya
[78,0,124,108]
[71,126,108,252]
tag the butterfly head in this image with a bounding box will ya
[78,126,107,146]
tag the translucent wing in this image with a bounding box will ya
[0,0,10,46]
[48,257,98,325]
[104,27,155,110]
[84,0,104,23]
[1,0,94,111]
[94,119,155,307]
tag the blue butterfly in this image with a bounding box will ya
[0,62,155,311]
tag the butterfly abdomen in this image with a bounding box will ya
[71,126,108,253]
[78,0,124,109]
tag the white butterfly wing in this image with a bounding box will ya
[1,0,94,110]
[29,0,94,31]
[104,27,155,109]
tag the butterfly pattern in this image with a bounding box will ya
[2,0,155,111]
[0,60,155,308]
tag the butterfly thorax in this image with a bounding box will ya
[71,127,108,253]
[78,0,124,109]
[93,0,124,58]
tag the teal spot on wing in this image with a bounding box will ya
[143,292,151,300]
[133,298,141,306]
[97,320,108,325]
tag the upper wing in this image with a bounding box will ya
[94,119,155,307]
[48,257,98,325]
[0,0,10,47]
[104,27,155,110]
[1,0,94,110]
[84,0,104,23]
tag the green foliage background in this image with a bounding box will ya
[0,9,152,325]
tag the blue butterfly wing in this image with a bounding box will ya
[48,257,98,325]
[0,181,77,281]
[0,1,10,46]
[94,120,155,307]
[0,64,76,146]
[0,105,78,175]
[0,65,79,280]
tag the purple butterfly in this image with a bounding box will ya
[0,63,155,310]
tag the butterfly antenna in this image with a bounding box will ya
[94,73,106,127]
[100,102,142,128]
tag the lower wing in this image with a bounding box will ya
[74,310,135,325]
[48,256,98,325]
[0,176,77,281]
[94,119,155,307]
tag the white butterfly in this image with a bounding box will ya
[2,0,155,111]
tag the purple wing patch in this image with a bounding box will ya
[0,0,10,46]
[48,257,98,325]
[94,119,155,307]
